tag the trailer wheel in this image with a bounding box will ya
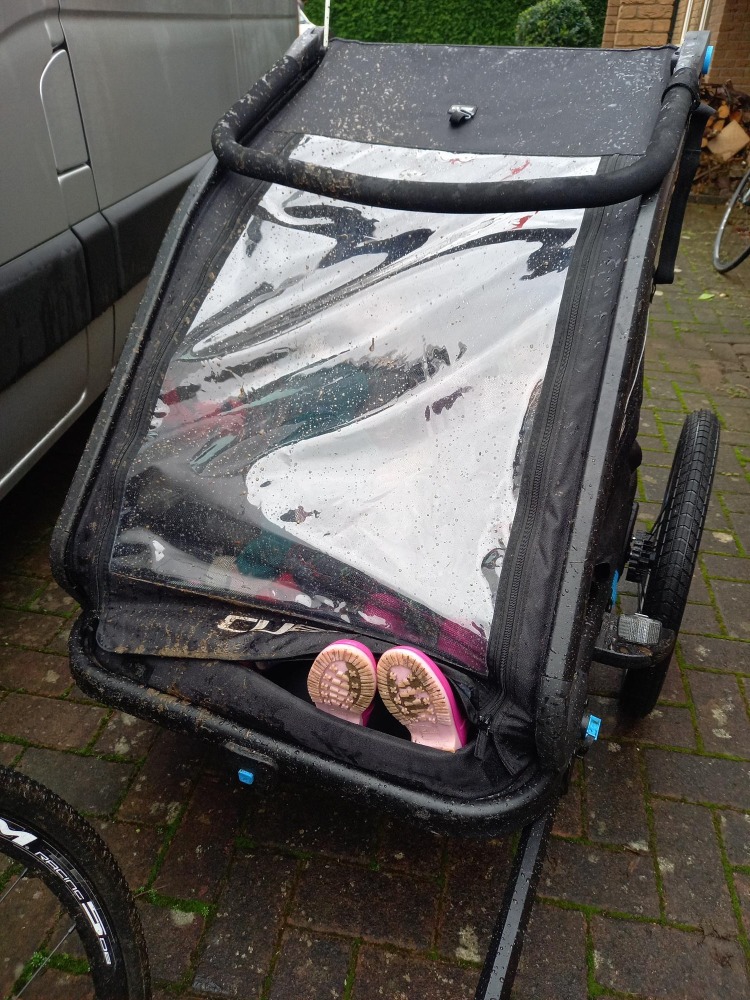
[619,410,720,718]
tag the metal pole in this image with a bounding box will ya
[474,806,557,1000]
[324,0,331,47]
[680,0,696,43]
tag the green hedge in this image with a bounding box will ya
[515,0,597,46]
[304,0,607,47]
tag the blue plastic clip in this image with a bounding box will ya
[586,716,602,741]
[238,768,255,785]
[610,570,619,606]
[702,45,714,76]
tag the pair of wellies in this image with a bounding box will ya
[306,641,468,752]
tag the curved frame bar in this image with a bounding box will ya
[211,30,709,214]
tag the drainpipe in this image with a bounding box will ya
[668,0,680,42]
[698,0,712,30]
[679,0,696,42]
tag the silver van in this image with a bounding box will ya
[0,0,297,498]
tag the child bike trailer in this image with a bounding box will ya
[52,27,719,998]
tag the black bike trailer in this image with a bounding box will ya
[52,28,719,997]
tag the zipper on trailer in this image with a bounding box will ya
[474,715,492,759]
[473,707,530,775]
[476,198,611,761]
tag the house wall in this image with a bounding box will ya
[602,0,674,48]
[602,0,750,93]
[708,0,750,90]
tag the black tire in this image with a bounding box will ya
[713,166,750,274]
[0,766,150,1000]
[619,411,720,718]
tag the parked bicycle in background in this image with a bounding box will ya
[713,162,750,272]
[0,766,150,999]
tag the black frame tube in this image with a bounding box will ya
[212,83,694,214]
[654,101,713,283]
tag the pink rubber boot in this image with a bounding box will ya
[307,640,377,726]
[376,646,468,752]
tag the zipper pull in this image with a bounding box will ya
[474,716,492,759]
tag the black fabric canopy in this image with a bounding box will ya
[261,40,675,157]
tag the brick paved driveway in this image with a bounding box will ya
[1,204,748,999]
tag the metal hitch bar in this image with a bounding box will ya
[474,806,556,1000]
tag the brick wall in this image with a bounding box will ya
[602,0,674,48]
[602,0,750,94]
[601,0,621,46]
[704,0,729,38]
[707,0,750,92]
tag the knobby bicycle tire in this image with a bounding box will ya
[713,166,750,273]
[619,410,720,717]
[0,766,150,999]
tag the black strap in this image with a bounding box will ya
[661,66,701,111]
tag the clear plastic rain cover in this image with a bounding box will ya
[111,138,599,674]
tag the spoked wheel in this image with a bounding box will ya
[619,411,720,718]
[713,166,750,274]
[0,766,150,999]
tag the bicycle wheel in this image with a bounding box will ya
[713,166,750,273]
[619,411,720,718]
[0,766,150,999]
